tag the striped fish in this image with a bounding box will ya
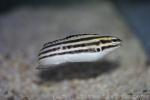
[38,34,122,68]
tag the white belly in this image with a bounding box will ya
[39,52,104,66]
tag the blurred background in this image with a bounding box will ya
[0,0,150,100]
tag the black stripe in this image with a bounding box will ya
[39,47,60,56]
[44,34,98,47]
[62,41,100,50]
[100,38,122,44]
[100,40,112,44]
[101,44,120,51]
[43,36,112,49]
[39,48,96,60]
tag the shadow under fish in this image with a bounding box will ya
[37,60,120,83]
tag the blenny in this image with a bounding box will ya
[38,34,122,68]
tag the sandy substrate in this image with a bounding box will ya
[0,1,150,100]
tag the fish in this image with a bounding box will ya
[37,34,122,69]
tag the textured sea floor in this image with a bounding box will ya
[0,1,150,100]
